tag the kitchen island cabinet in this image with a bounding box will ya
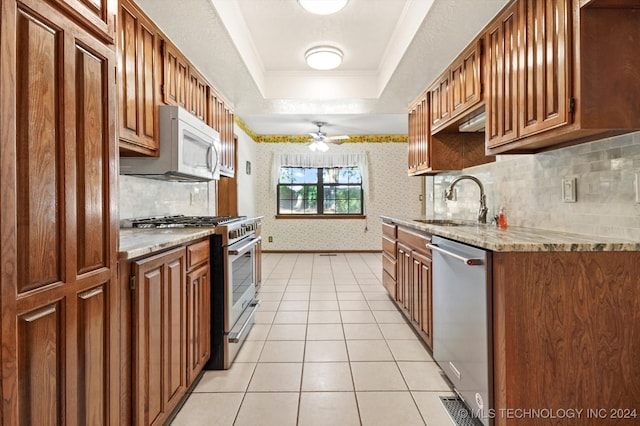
[382,216,640,425]
[0,0,119,423]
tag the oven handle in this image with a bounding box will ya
[228,236,261,255]
[229,300,260,343]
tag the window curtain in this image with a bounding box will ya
[271,152,371,205]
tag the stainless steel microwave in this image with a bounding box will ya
[120,105,221,181]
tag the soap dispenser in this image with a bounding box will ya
[498,207,508,229]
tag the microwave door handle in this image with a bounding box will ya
[208,145,218,174]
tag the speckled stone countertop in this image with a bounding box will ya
[119,228,215,260]
[381,216,640,252]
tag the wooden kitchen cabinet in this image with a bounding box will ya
[132,246,187,426]
[118,0,161,156]
[407,93,429,174]
[382,223,433,351]
[187,66,209,122]
[408,36,494,176]
[162,39,189,108]
[0,0,119,424]
[428,73,451,132]
[485,0,640,154]
[518,0,570,138]
[209,90,236,177]
[382,223,398,298]
[450,40,483,120]
[51,0,115,43]
[485,2,519,148]
[491,250,640,425]
[186,239,211,386]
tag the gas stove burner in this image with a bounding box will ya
[121,215,246,229]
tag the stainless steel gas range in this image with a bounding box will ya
[123,215,261,370]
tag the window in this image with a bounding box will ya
[278,166,363,216]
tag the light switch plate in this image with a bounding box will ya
[562,177,577,203]
[635,173,640,203]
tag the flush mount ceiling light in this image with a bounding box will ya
[305,46,343,70]
[298,0,349,15]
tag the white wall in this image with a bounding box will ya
[235,126,258,217]
[426,131,640,240]
[255,141,422,251]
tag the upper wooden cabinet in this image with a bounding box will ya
[118,0,160,156]
[209,90,236,177]
[1,0,119,423]
[407,92,429,174]
[429,39,483,133]
[162,39,189,109]
[485,2,519,148]
[485,0,640,154]
[51,0,116,42]
[187,66,209,122]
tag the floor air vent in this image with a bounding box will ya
[439,397,483,426]
[318,253,337,256]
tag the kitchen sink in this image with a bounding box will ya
[413,219,475,227]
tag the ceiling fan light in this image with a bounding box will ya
[309,142,318,151]
[317,141,329,152]
[305,46,343,70]
[298,0,348,15]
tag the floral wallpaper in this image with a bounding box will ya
[254,140,422,252]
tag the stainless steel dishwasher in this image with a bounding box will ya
[428,236,492,425]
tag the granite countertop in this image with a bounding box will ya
[119,228,216,260]
[381,215,640,252]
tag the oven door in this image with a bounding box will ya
[226,236,260,331]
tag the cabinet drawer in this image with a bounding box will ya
[398,227,431,254]
[383,271,396,299]
[382,222,397,238]
[187,239,209,270]
[382,253,397,280]
[382,236,397,258]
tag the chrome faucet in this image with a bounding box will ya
[445,175,488,224]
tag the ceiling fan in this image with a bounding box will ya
[307,121,349,151]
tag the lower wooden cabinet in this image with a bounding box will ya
[122,238,212,426]
[382,223,433,350]
[132,246,187,426]
[186,240,211,385]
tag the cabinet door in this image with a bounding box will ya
[51,0,115,42]
[132,247,186,426]
[412,251,433,350]
[518,0,570,137]
[407,94,429,174]
[429,73,451,131]
[188,67,209,121]
[119,0,159,155]
[451,40,482,118]
[486,3,519,148]
[0,0,118,424]
[396,243,412,315]
[187,263,211,385]
[162,40,188,108]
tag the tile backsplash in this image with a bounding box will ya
[119,175,215,220]
[427,131,640,240]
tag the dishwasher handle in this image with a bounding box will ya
[426,243,483,266]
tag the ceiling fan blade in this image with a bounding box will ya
[328,135,349,140]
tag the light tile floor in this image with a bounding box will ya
[171,253,456,426]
